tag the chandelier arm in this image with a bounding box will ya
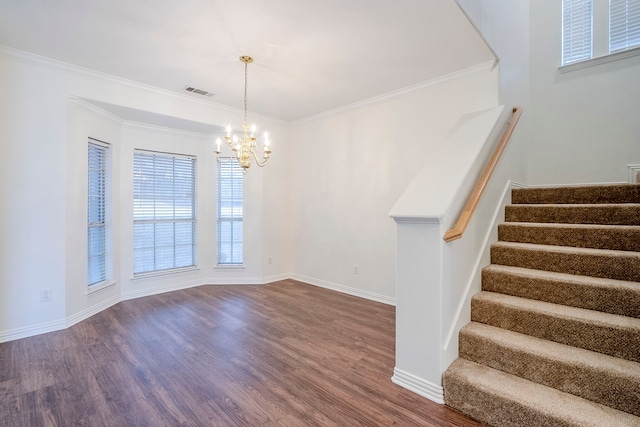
[250,148,270,167]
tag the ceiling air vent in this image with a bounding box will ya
[183,86,214,97]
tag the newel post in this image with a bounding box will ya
[391,217,445,404]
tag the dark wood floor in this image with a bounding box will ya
[0,280,486,426]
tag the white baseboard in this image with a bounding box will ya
[208,273,294,285]
[391,368,444,404]
[0,318,68,343]
[66,294,121,328]
[0,294,122,344]
[290,273,396,306]
[121,278,208,300]
[262,273,294,284]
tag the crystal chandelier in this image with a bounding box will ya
[215,56,271,171]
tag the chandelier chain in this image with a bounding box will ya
[243,61,248,124]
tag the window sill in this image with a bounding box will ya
[559,46,640,73]
[132,266,199,280]
[87,280,116,296]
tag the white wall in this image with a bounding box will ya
[457,0,530,110]
[528,0,640,184]
[0,51,68,335]
[0,48,290,341]
[456,0,530,186]
[288,64,499,304]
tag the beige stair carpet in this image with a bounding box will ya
[443,184,640,426]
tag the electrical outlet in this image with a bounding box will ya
[40,288,52,302]
[268,256,272,265]
[354,264,359,275]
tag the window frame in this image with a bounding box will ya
[87,138,112,288]
[562,0,594,66]
[133,149,197,276]
[216,157,244,267]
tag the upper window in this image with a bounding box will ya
[133,150,197,275]
[217,158,243,265]
[562,0,593,65]
[88,139,111,286]
[562,0,640,66]
[610,0,640,52]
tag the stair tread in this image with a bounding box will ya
[482,264,640,318]
[472,292,640,362]
[504,203,640,225]
[491,240,640,257]
[473,291,640,330]
[483,264,640,288]
[461,321,640,375]
[461,322,640,415]
[444,358,640,427]
[498,222,640,251]
[501,221,640,230]
[490,241,640,282]
[512,184,640,205]
[508,203,640,207]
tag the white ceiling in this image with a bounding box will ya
[0,0,494,122]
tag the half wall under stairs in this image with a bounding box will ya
[443,184,640,427]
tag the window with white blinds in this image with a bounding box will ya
[88,139,111,286]
[217,158,243,265]
[610,0,640,52]
[133,150,196,275]
[562,0,640,66]
[562,0,593,65]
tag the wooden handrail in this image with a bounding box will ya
[443,107,523,242]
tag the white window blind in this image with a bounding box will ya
[88,139,111,286]
[217,158,243,265]
[610,0,640,52]
[133,150,196,275]
[562,0,593,65]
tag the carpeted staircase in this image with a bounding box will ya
[443,184,640,427]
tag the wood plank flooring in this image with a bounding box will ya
[0,280,486,426]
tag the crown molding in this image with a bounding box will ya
[69,96,124,125]
[0,44,288,126]
[290,60,497,126]
[122,120,214,139]
[2,44,498,129]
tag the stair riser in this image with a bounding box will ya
[490,245,640,282]
[512,186,640,205]
[498,224,640,252]
[505,205,640,225]
[471,297,640,363]
[482,268,640,318]
[459,329,640,416]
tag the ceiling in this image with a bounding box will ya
[0,0,494,123]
